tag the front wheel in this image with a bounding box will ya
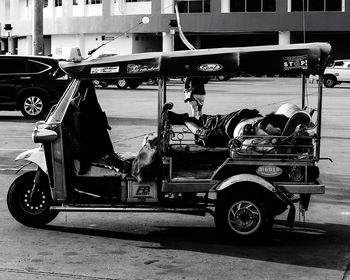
[214,195,273,240]
[7,171,58,227]
[116,78,128,89]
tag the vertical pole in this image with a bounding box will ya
[316,75,323,160]
[33,0,44,55]
[301,74,306,109]
[157,78,165,158]
[157,78,166,199]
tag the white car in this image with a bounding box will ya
[323,59,350,87]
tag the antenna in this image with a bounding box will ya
[174,1,196,50]
[87,16,150,57]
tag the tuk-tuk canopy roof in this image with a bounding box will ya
[60,43,331,80]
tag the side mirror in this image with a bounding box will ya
[32,122,58,143]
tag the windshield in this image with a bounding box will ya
[46,79,80,124]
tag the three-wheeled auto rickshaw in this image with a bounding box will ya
[7,42,331,240]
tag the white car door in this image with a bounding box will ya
[335,61,350,82]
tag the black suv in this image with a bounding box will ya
[0,55,70,118]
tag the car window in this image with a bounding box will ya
[28,60,51,73]
[0,58,27,74]
[333,61,344,67]
[53,68,69,80]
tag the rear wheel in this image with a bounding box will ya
[19,93,47,119]
[324,75,337,88]
[116,78,128,89]
[215,194,273,240]
[7,171,58,227]
[217,75,226,81]
[145,78,157,85]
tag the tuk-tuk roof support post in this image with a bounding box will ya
[316,75,323,160]
[301,74,306,109]
[157,78,166,157]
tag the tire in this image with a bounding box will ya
[19,92,47,119]
[217,75,226,81]
[324,75,337,88]
[145,78,157,85]
[99,80,109,88]
[116,78,128,89]
[7,171,59,227]
[214,194,273,240]
[128,80,140,89]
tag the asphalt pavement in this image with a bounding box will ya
[0,77,349,280]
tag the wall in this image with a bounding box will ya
[132,34,162,53]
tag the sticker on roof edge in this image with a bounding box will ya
[90,66,119,74]
[127,64,160,74]
[197,63,223,72]
[283,56,308,70]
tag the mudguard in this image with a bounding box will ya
[214,174,277,193]
[15,146,47,174]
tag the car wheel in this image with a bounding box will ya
[324,75,337,88]
[215,194,273,240]
[19,93,47,119]
[7,171,59,227]
[116,78,128,89]
[99,80,109,88]
[217,75,226,81]
[145,78,157,85]
[128,80,140,89]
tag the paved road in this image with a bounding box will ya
[0,78,349,280]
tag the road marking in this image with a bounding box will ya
[340,212,350,215]
[0,267,118,280]
[0,148,29,151]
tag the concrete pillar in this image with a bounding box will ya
[26,35,33,55]
[63,0,73,17]
[0,39,5,53]
[78,33,85,57]
[8,36,15,54]
[278,31,291,45]
[162,31,174,52]
[221,0,230,12]
[33,0,44,55]
[161,0,173,14]
[102,0,111,17]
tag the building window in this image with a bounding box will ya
[125,0,151,2]
[44,0,48,8]
[86,0,102,4]
[291,0,342,11]
[73,0,78,5]
[230,0,276,12]
[55,0,62,7]
[176,0,210,13]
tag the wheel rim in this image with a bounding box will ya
[19,184,49,215]
[146,79,155,85]
[227,200,262,235]
[218,75,225,81]
[23,96,43,116]
[118,79,127,87]
[325,79,333,87]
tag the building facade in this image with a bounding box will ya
[0,0,350,59]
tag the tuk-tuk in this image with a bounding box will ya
[7,42,331,240]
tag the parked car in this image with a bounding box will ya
[0,55,70,118]
[323,59,350,88]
